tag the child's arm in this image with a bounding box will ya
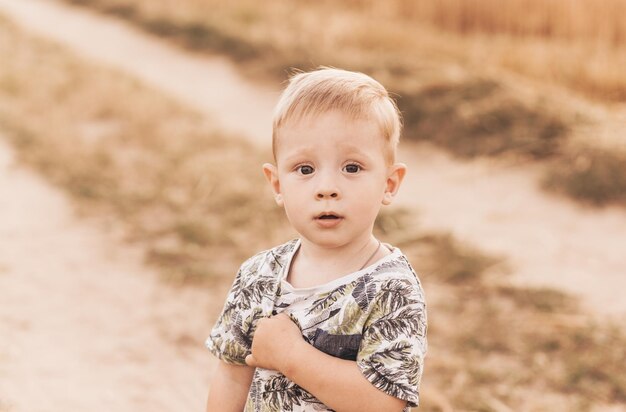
[245,313,407,412]
[205,361,255,412]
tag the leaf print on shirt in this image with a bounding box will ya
[210,335,248,364]
[370,305,426,341]
[376,278,417,313]
[361,359,417,403]
[359,341,419,403]
[305,283,351,315]
[352,273,376,310]
[301,307,341,335]
[232,306,264,348]
[260,374,327,412]
[237,277,278,311]
[369,340,413,362]
[263,375,304,412]
[328,303,364,335]
[231,312,252,348]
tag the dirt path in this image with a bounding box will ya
[11,0,621,316]
[0,0,278,143]
[0,0,626,408]
[0,137,216,410]
[398,144,626,317]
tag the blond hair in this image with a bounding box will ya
[272,67,402,164]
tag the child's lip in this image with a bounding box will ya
[315,212,343,219]
[315,213,343,228]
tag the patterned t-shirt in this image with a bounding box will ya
[206,239,427,411]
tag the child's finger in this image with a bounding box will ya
[245,354,257,367]
[277,312,302,330]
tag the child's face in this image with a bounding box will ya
[264,110,405,249]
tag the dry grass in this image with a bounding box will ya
[419,281,626,410]
[398,78,567,159]
[63,0,626,102]
[542,146,626,206]
[376,0,626,45]
[1,18,625,411]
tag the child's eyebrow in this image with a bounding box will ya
[340,146,376,161]
[280,144,377,164]
[281,147,316,162]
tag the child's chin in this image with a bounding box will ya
[300,235,350,249]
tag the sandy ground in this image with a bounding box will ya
[0,137,217,411]
[0,0,626,411]
[397,144,626,317]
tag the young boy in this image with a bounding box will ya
[205,68,427,411]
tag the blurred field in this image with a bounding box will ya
[379,0,626,42]
[1,16,625,411]
[64,0,626,206]
[0,14,287,282]
[65,0,626,101]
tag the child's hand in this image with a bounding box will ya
[245,313,304,373]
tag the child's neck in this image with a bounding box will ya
[287,235,387,289]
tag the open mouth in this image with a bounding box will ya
[315,212,343,227]
[316,212,342,220]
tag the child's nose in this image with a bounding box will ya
[315,174,341,199]
[316,191,338,199]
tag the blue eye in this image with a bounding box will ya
[298,165,314,175]
[343,164,361,173]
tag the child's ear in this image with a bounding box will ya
[262,163,284,206]
[382,163,406,205]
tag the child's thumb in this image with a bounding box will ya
[245,354,257,367]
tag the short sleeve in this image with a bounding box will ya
[205,254,277,365]
[356,277,427,408]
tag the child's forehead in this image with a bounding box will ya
[281,141,374,157]
[279,113,383,143]
[290,107,374,124]
[272,109,395,164]
[279,110,382,137]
